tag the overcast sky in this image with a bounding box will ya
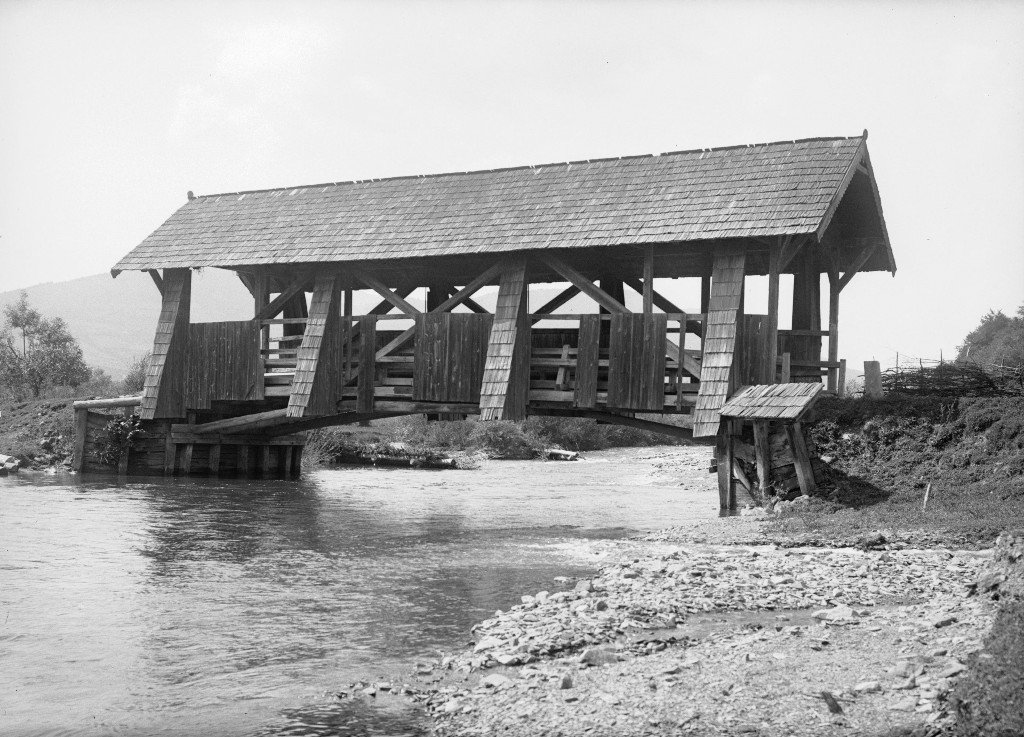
[1,0,1022,369]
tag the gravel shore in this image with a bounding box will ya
[398,447,1000,737]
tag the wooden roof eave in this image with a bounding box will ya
[812,133,896,275]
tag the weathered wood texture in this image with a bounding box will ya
[606,313,667,411]
[573,315,601,408]
[287,274,340,418]
[736,314,774,387]
[357,316,377,413]
[720,382,823,421]
[140,268,191,420]
[413,313,493,403]
[789,246,823,381]
[480,259,530,421]
[693,246,746,437]
[184,321,262,409]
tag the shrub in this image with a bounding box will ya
[97,413,142,466]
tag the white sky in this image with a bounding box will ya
[1,0,1022,369]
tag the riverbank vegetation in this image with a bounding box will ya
[302,415,678,469]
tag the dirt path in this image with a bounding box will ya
[387,446,997,737]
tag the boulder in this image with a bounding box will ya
[580,647,619,666]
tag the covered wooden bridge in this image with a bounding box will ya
[75,132,893,501]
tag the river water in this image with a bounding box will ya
[1,447,717,736]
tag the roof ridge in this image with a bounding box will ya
[189,133,866,201]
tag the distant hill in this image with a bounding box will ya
[0,270,252,378]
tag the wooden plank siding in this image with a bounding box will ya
[183,321,262,409]
[413,313,493,403]
[140,268,191,420]
[287,273,340,418]
[573,315,601,408]
[692,246,747,437]
[736,314,775,386]
[357,316,377,413]
[606,313,668,411]
[479,259,529,421]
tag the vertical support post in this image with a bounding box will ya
[676,315,686,411]
[254,272,269,353]
[864,360,883,398]
[73,408,88,472]
[767,242,781,384]
[283,446,293,479]
[837,359,847,397]
[163,423,176,476]
[180,443,194,476]
[700,274,710,317]
[780,352,792,383]
[292,446,303,477]
[642,247,654,315]
[209,444,221,476]
[140,269,191,420]
[827,272,840,392]
[786,422,816,495]
[357,315,377,413]
[753,420,771,499]
[791,247,821,380]
[480,258,529,421]
[260,445,271,477]
[237,444,250,477]
[716,427,735,510]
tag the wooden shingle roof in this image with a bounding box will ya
[114,134,885,273]
[719,383,824,422]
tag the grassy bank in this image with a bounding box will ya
[0,397,76,469]
[303,415,681,468]
[771,395,1024,544]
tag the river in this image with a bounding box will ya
[0,447,717,736]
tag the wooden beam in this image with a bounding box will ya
[191,408,289,434]
[700,274,711,316]
[532,407,694,441]
[479,258,529,421]
[357,316,376,413]
[642,246,654,314]
[827,271,840,392]
[538,254,628,314]
[753,420,771,499]
[348,262,506,373]
[73,409,88,472]
[767,239,781,384]
[73,395,142,410]
[786,422,817,495]
[140,268,191,421]
[815,138,867,241]
[837,239,879,292]
[256,278,312,321]
[352,268,421,316]
[254,272,270,351]
[776,235,805,273]
[462,296,489,314]
[287,273,338,418]
[148,270,164,295]
[531,284,580,322]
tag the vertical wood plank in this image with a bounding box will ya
[676,316,686,411]
[283,446,293,479]
[209,444,221,476]
[292,446,303,477]
[181,443,194,476]
[163,423,176,476]
[716,428,732,510]
[358,315,377,413]
[574,315,600,408]
[787,422,817,495]
[479,258,529,421]
[237,444,250,477]
[780,352,792,383]
[140,268,191,420]
[827,273,840,392]
[259,446,271,477]
[753,420,771,499]
[642,246,654,315]
[767,241,781,384]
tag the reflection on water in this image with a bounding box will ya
[0,448,717,736]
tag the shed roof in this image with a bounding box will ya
[113,134,892,274]
[719,383,824,422]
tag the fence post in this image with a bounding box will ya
[864,360,883,399]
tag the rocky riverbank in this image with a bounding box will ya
[328,440,1014,737]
